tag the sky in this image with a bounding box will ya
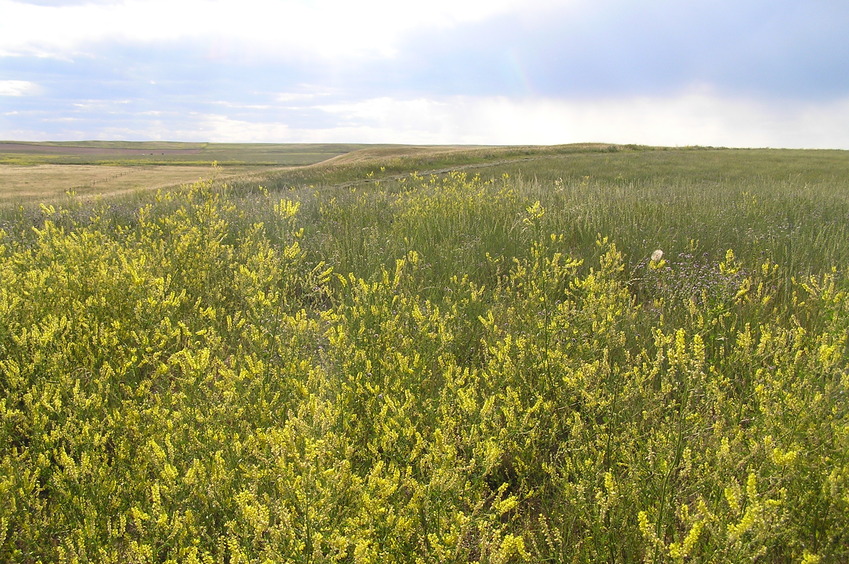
[1,0,849,148]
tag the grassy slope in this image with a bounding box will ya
[1,143,848,562]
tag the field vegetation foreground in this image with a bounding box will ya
[1,144,848,562]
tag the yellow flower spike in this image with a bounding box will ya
[801,550,822,564]
[668,520,704,562]
[746,472,758,499]
[494,495,519,516]
[771,447,798,466]
[725,484,741,514]
[274,198,301,219]
[496,534,529,563]
[719,248,740,275]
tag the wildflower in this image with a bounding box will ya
[651,249,664,262]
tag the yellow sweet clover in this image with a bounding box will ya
[0,171,847,562]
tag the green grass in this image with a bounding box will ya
[234,146,849,282]
[1,145,848,562]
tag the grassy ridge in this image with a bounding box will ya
[0,146,848,562]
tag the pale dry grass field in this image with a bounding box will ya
[0,164,237,203]
[0,141,374,203]
[0,146,486,204]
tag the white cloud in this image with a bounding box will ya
[209,101,274,111]
[275,88,337,104]
[6,82,849,148]
[0,0,560,61]
[0,79,41,96]
[307,91,849,148]
[70,99,132,112]
[180,113,295,143]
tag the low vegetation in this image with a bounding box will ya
[0,141,370,204]
[1,146,847,562]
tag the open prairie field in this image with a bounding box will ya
[0,141,373,203]
[0,163,234,202]
[0,141,370,166]
[0,141,547,203]
[2,143,849,562]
